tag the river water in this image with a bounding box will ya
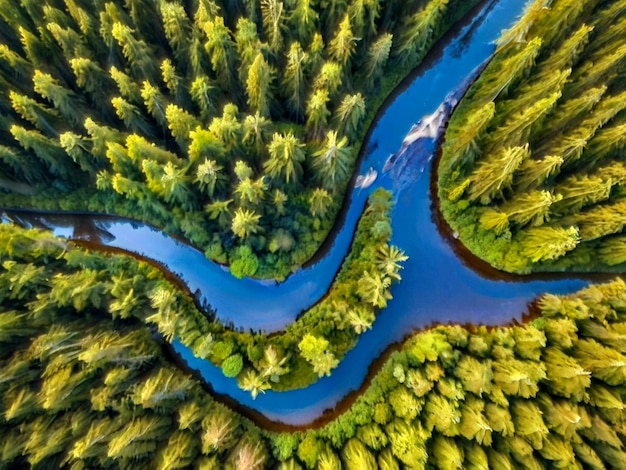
[2,0,604,425]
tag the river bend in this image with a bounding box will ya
[2,0,600,425]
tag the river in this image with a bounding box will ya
[1,0,605,426]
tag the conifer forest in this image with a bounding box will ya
[0,0,626,468]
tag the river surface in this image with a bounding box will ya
[2,0,603,425]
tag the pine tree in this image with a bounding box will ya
[283,42,308,121]
[289,0,318,44]
[260,0,286,52]
[166,104,199,147]
[478,209,510,236]
[573,338,626,386]
[9,91,60,136]
[106,414,171,460]
[112,96,153,135]
[311,130,352,189]
[69,57,113,114]
[363,32,392,83]
[189,75,217,120]
[203,16,236,88]
[246,52,273,118]
[501,190,558,228]
[298,333,339,377]
[341,438,377,470]
[239,370,270,399]
[468,145,530,204]
[205,199,232,229]
[453,355,493,397]
[376,245,408,281]
[242,112,270,158]
[385,418,428,468]
[59,131,101,175]
[552,175,612,216]
[235,17,262,84]
[159,1,192,64]
[140,81,168,127]
[393,0,448,65]
[156,430,198,470]
[519,226,580,263]
[264,132,306,185]
[160,59,182,99]
[306,89,330,139]
[514,155,563,192]
[235,176,266,208]
[10,125,76,181]
[200,410,237,456]
[357,270,392,308]
[308,187,332,218]
[334,93,366,140]
[542,347,591,401]
[110,66,142,103]
[32,70,84,127]
[431,435,464,468]
[472,37,543,104]
[329,14,357,67]
[226,435,268,469]
[133,368,193,410]
[194,158,224,197]
[111,22,158,81]
[312,61,342,99]
[598,236,626,266]
[231,208,262,239]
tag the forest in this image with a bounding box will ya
[438,0,626,275]
[1,0,626,468]
[2,222,626,468]
[0,0,476,279]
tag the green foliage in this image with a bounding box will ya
[6,2,626,470]
[439,0,626,274]
[0,0,482,281]
[298,334,338,378]
[3,227,626,469]
[221,354,244,378]
[229,246,260,279]
[0,186,401,396]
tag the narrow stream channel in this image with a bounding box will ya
[2,0,608,426]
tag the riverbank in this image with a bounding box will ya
[0,0,485,282]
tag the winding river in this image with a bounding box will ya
[2,0,608,426]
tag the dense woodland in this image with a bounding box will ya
[1,0,626,468]
[439,0,626,274]
[0,0,478,279]
[0,189,405,394]
[1,223,625,467]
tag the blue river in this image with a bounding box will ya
[3,0,601,425]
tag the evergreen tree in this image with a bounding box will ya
[311,130,352,189]
[283,42,308,121]
[329,14,357,67]
[334,93,366,140]
[231,208,262,239]
[264,132,306,186]
[245,52,274,118]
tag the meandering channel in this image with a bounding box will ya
[2,0,608,426]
